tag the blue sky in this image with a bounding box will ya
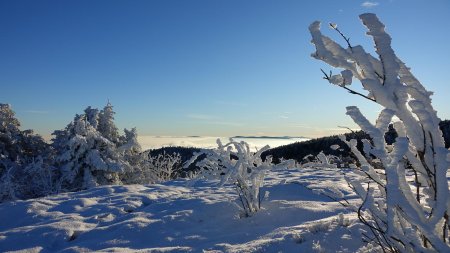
[1,0,449,138]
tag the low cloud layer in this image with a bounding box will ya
[361,1,379,8]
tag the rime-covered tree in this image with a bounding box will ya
[0,104,55,201]
[309,13,450,252]
[54,113,129,191]
[118,127,144,183]
[98,102,121,145]
[0,103,23,169]
[84,106,100,129]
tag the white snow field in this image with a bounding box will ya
[0,167,367,253]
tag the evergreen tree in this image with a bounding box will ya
[0,104,54,201]
[54,113,129,190]
[84,106,100,129]
[98,102,121,145]
[0,103,23,169]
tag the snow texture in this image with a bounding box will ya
[0,168,366,253]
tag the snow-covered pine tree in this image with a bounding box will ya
[54,112,129,191]
[309,14,450,252]
[98,102,121,145]
[84,106,100,129]
[0,103,23,170]
[0,104,55,201]
[118,127,145,184]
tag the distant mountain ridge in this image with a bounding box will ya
[262,120,450,163]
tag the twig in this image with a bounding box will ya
[329,23,353,53]
[320,69,377,103]
[338,126,355,134]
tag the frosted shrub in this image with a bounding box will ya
[23,156,59,197]
[312,240,325,253]
[186,139,294,217]
[309,14,449,252]
[146,152,182,183]
[127,151,182,184]
[302,151,338,168]
[0,166,20,201]
[120,131,182,185]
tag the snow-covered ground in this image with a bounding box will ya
[0,167,367,253]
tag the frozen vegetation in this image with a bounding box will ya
[310,13,450,252]
[1,13,449,252]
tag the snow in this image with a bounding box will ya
[0,168,366,252]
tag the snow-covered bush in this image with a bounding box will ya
[146,152,182,183]
[121,150,182,185]
[21,156,59,197]
[302,151,338,168]
[310,14,449,252]
[186,139,295,217]
[115,127,183,185]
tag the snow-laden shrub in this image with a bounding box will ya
[302,151,338,168]
[186,139,295,217]
[310,13,449,252]
[118,128,184,184]
[0,166,20,201]
[146,152,182,183]
[122,151,182,185]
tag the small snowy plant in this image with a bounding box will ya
[309,14,449,252]
[186,139,294,217]
[146,152,182,183]
[302,151,338,168]
[125,151,182,184]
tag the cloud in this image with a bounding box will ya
[361,1,379,8]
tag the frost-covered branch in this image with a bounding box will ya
[310,13,450,252]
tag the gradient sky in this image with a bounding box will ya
[1,0,449,138]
